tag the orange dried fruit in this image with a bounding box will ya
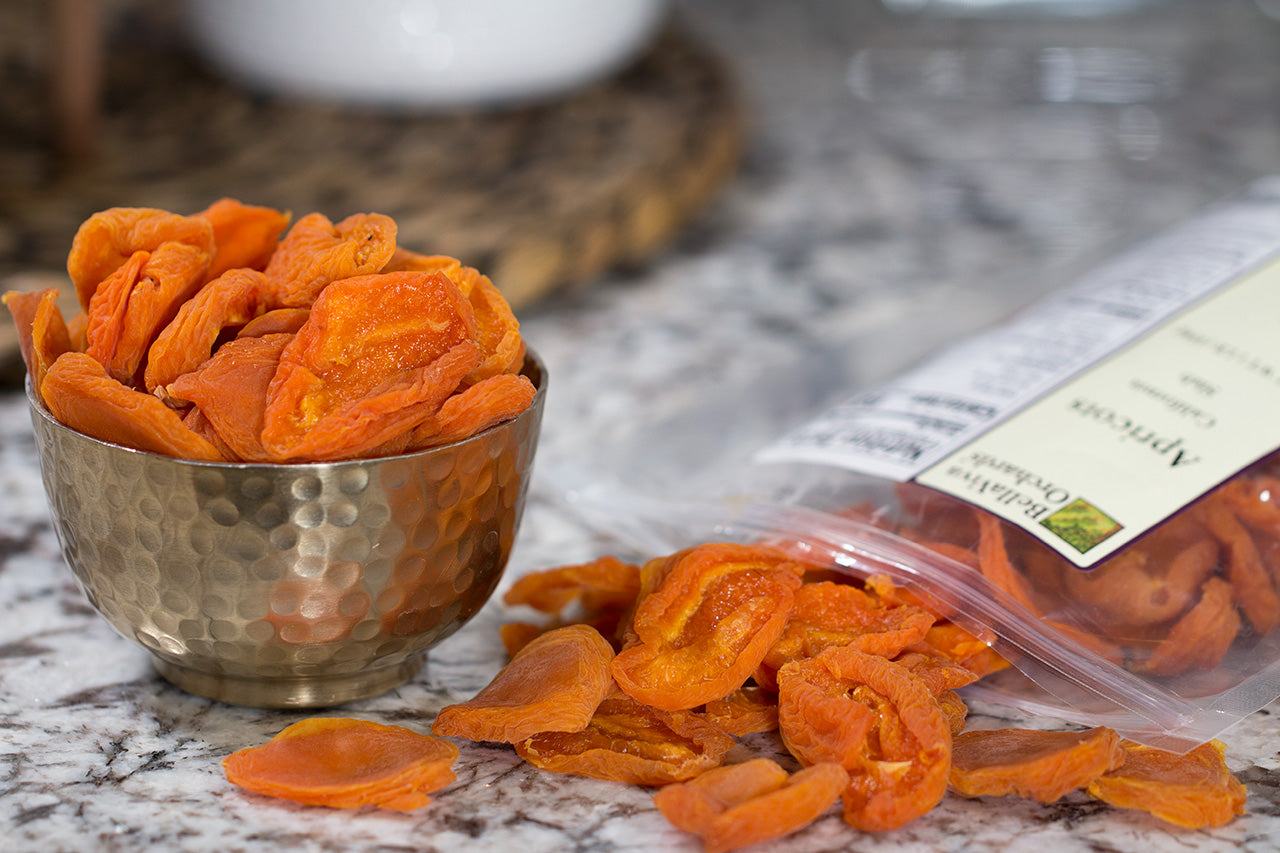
[909,622,1009,679]
[167,333,292,463]
[459,269,526,384]
[261,270,480,461]
[66,206,214,311]
[237,307,311,338]
[974,510,1037,611]
[182,405,235,459]
[1086,740,1247,828]
[1216,474,1280,531]
[25,201,538,465]
[41,352,223,461]
[776,655,876,772]
[514,691,735,786]
[778,646,952,832]
[700,685,779,737]
[263,211,397,308]
[1140,576,1240,677]
[1059,515,1218,634]
[143,268,268,391]
[407,372,537,450]
[87,241,213,384]
[949,727,1126,803]
[654,759,849,853]
[892,650,980,695]
[503,555,642,617]
[222,717,457,811]
[656,757,789,835]
[610,543,804,711]
[381,249,463,278]
[936,690,969,737]
[431,624,615,744]
[756,580,935,691]
[1200,498,1280,635]
[3,287,73,391]
[82,249,147,376]
[499,621,546,657]
[195,197,291,280]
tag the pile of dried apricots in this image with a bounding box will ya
[4,199,532,462]
[890,470,1280,679]
[227,540,1246,849]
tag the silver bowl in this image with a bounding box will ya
[29,352,546,708]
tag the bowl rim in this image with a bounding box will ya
[28,346,547,471]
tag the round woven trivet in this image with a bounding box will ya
[0,5,743,383]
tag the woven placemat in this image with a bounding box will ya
[0,3,743,384]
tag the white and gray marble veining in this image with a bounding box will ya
[7,1,1280,850]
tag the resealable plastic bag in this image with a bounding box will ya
[553,177,1280,751]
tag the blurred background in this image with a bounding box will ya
[3,0,1280,402]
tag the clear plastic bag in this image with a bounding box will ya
[548,178,1280,751]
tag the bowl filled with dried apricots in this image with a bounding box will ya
[5,199,546,708]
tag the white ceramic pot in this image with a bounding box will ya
[181,0,670,110]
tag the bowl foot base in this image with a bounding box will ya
[153,654,427,708]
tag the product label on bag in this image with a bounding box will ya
[755,181,1280,568]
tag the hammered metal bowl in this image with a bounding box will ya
[29,352,545,708]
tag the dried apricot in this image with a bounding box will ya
[757,580,935,690]
[223,717,457,811]
[776,655,876,772]
[431,624,614,744]
[892,650,980,695]
[1086,740,1247,828]
[778,646,952,832]
[499,621,546,657]
[459,270,526,384]
[1140,576,1240,677]
[1059,516,1218,635]
[167,333,293,463]
[514,691,735,786]
[909,622,1009,679]
[261,270,480,461]
[83,249,148,378]
[66,206,214,310]
[1216,474,1280,536]
[143,268,268,391]
[935,690,969,737]
[654,759,848,853]
[3,288,73,391]
[381,249,462,279]
[950,727,1125,803]
[41,352,222,461]
[263,211,397,308]
[195,197,291,280]
[610,543,804,711]
[503,556,642,617]
[1200,498,1280,634]
[700,685,779,737]
[407,372,537,450]
[236,307,311,338]
[95,241,213,384]
[974,510,1037,611]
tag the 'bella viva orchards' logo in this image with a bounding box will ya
[1040,498,1123,554]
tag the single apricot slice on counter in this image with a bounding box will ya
[223,717,458,811]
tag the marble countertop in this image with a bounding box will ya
[6,0,1280,850]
